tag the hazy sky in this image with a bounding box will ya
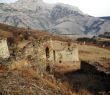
[0,0,110,17]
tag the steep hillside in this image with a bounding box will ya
[0,23,72,44]
[0,23,72,95]
[0,67,71,95]
[0,23,110,95]
[0,0,110,35]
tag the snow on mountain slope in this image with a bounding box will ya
[0,0,110,35]
[0,0,52,29]
[50,3,83,21]
[11,0,45,10]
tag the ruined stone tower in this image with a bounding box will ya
[0,38,10,59]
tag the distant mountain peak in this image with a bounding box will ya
[0,0,110,35]
[10,0,44,10]
[16,0,43,3]
[50,3,83,20]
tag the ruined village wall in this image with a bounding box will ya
[0,39,10,59]
[54,48,79,63]
[52,40,79,62]
[52,40,80,71]
[16,37,80,72]
[21,38,55,71]
[37,39,54,62]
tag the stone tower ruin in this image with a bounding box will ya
[0,38,10,59]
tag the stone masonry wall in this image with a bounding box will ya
[54,48,79,63]
[16,37,80,72]
[0,39,10,59]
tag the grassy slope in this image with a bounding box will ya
[0,23,71,42]
[78,45,110,69]
[0,23,72,95]
[0,67,71,95]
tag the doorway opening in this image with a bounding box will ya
[53,50,56,61]
[46,65,51,73]
[45,47,49,58]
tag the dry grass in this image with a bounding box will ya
[78,44,110,68]
[97,37,110,42]
[54,63,80,73]
[0,29,13,38]
[0,23,70,42]
[7,59,71,94]
[76,89,92,95]
[71,89,92,95]
[9,59,30,70]
[0,69,65,95]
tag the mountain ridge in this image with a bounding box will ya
[0,0,110,35]
[100,16,110,20]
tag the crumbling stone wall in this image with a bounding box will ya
[0,38,10,59]
[54,48,79,64]
[15,36,80,72]
[36,37,55,71]
[52,40,80,71]
[20,37,54,72]
[32,38,80,71]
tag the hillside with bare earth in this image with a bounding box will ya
[78,45,110,73]
[0,23,110,95]
[0,23,72,42]
[0,23,72,95]
[0,67,71,95]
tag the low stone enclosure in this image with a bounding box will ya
[0,36,80,73]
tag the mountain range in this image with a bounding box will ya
[0,0,110,36]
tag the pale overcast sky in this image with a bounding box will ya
[0,0,110,17]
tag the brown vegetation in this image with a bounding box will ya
[0,23,110,95]
[0,66,71,95]
[78,44,110,69]
[0,23,71,42]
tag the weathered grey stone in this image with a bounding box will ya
[0,38,10,59]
